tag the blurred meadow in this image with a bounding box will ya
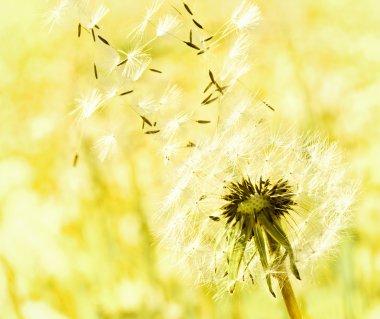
[0,0,379,318]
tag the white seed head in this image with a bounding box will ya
[159,104,356,294]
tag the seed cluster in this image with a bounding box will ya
[218,177,299,295]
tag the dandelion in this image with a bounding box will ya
[160,104,356,317]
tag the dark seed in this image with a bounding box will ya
[209,70,215,83]
[204,97,218,105]
[192,19,203,29]
[78,23,81,37]
[203,35,214,42]
[149,68,162,73]
[183,2,193,15]
[201,93,213,104]
[94,63,98,79]
[98,35,110,45]
[117,59,128,66]
[73,153,79,167]
[183,41,200,50]
[119,90,133,96]
[145,130,160,134]
[141,115,152,127]
[203,82,213,93]
[196,120,211,124]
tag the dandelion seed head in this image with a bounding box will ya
[159,105,356,294]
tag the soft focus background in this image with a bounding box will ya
[0,0,379,318]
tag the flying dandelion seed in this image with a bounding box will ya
[231,0,261,31]
[79,3,110,30]
[156,15,181,37]
[93,134,117,161]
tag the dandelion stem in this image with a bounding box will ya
[277,272,302,319]
[267,235,302,319]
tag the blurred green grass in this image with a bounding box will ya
[0,0,379,318]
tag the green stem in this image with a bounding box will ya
[267,235,302,319]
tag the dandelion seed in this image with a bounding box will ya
[203,82,213,93]
[91,28,96,41]
[149,68,162,73]
[98,35,110,45]
[78,23,82,37]
[203,96,219,105]
[229,34,251,60]
[119,90,133,96]
[72,89,105,120]
[156,15,180,37]
[82,4,110,30]
[117,59,128,66]
[72,152,79,167]
[145,130,160,135]
[131,0,163,39]
[183,3,193,15]
[45,0,68,32]
[141,115,153,127]
[183,41,200,50]
[203,35,214,42]
[93,134,117,161]
[186,141,196,147]
[189,29,193,43]
[192,19,204,30]
[94,63,98,79]
[196,120,211,124]
[209,70,215,84]
[231,1,261,31]
[201,93,213,105]
[118,48,152,81]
